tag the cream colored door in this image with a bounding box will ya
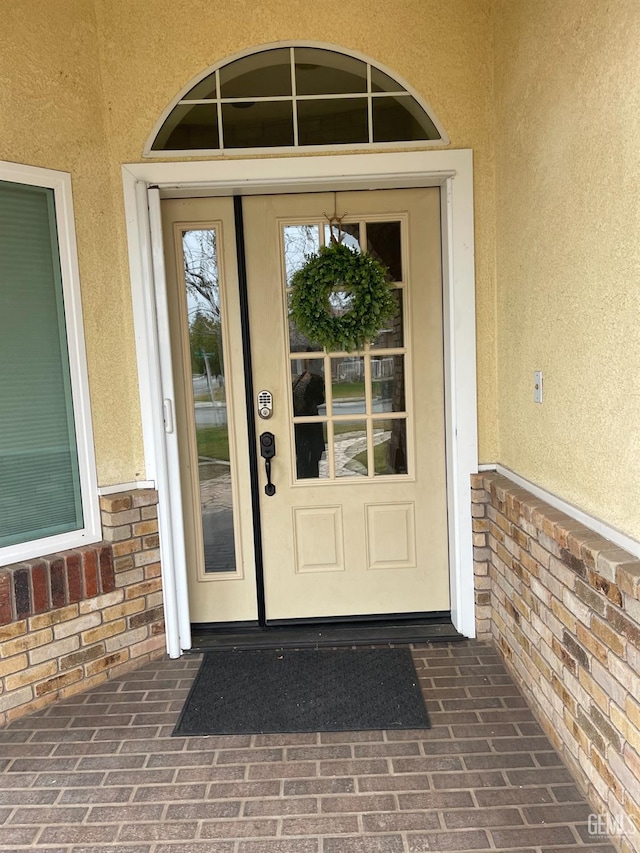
[243,189,449,620]
[161,197,258,623]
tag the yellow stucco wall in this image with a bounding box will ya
[92,0,498,462]
[494,0,640,539]
[4,1,638,540]
[2,0,498,485]
[0,0,145,486]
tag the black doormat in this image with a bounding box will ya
[173,647,430,736]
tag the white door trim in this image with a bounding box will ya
[122,150,478,654]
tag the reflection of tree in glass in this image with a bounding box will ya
[284,225,321,351]
[182,230,220,320]
[284,225,319,285]
[182,230,223,382]
[190,310,221,376]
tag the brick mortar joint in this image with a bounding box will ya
[477,473,640,606]
[0,489,161,627]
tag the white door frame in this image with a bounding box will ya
[122,150,478,656]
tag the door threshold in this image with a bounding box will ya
[187,616,463,653]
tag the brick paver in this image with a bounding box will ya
[0,641,616,852]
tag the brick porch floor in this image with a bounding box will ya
[0,641,616,852]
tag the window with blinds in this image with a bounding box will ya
[0,166,99,562]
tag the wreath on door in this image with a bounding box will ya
[289,231,395,353]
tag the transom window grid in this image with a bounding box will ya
[282,215,411,482]
[149,46,443,154]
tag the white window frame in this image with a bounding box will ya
[0,161,100,566]
[122,150,478,656]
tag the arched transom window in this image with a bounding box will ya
[147,45,447,155]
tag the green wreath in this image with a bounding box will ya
[289,241,396,352]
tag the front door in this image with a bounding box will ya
[162,188,449,624]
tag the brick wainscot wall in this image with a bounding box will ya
[473,472,640,853]
[0,489,166,725]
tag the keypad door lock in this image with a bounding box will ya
[257,390,273,419]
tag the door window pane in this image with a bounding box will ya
[295,421,328,480]
[0,181,82,547]
[331,357,365,415]
[297,98,368,146]
[295,48,367,95]
[219,48,292,98]
[323,221,360,250]
[373,419,408,475]
[334,421,368,478]
[284,224,320,284]
[370,289,403,349]
[222,100,293,148]
[292,355,327,480]
[292,359,326,417]
[183,229,236,573]
[282,202,410,484]
[366,221,402,281]
[372,355,405,412]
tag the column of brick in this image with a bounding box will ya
[471,473,492,638]
[101,489,165,663]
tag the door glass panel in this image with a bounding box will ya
[366,221,402,281]
[292,358,326,416]
[295,421,329,480]
[295,48,367,95]
[297,98,368,146]
[281,202,410,485]
[324,222,360,251]
[153,104,219,150]
[370,289,403,349]
[284,224,320,284]
[183,229,236,573]
[372,355,405,412]
[221,100,293,148]
[292,354,327,480]
[373,419,408,475]
[331,357,365,415]
[219,48,292,98]
[334,421,368,478]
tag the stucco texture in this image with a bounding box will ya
[0,0,145,486]
[93,0,499,466]
[493,0,640,540]
[1,0,499,484]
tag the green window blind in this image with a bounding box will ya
[0,180,83,548]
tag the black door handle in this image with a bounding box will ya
[260,432,276,496]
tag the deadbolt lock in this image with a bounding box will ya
[258,390,273,419]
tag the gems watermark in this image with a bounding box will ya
[588,814,637,838]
